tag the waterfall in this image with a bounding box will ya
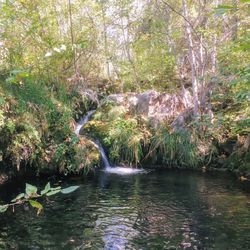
[93,140,111,169]
[75,110,96,136]
[75,110,112,168]
[75,110,147,174]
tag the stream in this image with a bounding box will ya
[0,112,249,249]
[0,170,250,249]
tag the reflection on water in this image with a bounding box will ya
[0,170,250,249]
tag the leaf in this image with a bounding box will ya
[25,183,38,196]
[0,205,8,213]
[41,182,51,195]
[61,186,79,194]
[29,200,43,215]
[11,193,25,202]
[46,189,61,196]
[29,200,43,210]
[50,186,61,191]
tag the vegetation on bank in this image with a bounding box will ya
[0,0,249,181]
[0,71,99,177]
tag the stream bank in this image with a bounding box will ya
[0,82,249,183]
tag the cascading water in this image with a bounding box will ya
[74,110,96,136]
[75,110,112,168]
[75,110,147,175]
[93,140,111,169]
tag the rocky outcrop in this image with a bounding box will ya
[107,90,193,127]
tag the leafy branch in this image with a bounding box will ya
[0,183,79,215]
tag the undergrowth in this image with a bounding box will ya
[0,70,99,175]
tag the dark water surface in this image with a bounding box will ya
[0,170,250,250]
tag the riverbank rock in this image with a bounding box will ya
[0,173,8,185]
[107,90,193,127]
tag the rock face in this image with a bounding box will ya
[107,90,193,127]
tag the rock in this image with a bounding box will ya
[106,90,193,127]
[0,173,8,185]
[180,242,192,249]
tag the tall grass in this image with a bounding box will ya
[149,126,199,168]
[105,118,145,166]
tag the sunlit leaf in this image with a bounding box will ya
[50,186,61,191]
[29,200,43,210]
[41,182,51,195]
[11,193,25,202]
[29,200,43,214]
[46,189,61,196]
[61,186,79,194]
[0,205,8,213]
[25,183,38,196]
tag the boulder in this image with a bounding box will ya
[107,90,193,127]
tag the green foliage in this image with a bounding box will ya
[51,135,99,175]
[132,33,176,91]
[149,127,200,168]
[223,149,250,173]
[0,182,79,214]
[218,34,250,137]
[105,118,146,166]
[0,69,97,175]
[84,103,201,168]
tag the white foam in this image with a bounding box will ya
[103,167,148,175]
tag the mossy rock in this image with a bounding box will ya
[80,120,109,138]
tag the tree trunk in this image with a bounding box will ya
[182,0,199,116]
[101,2,111,80]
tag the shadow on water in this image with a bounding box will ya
[0,170,250,250]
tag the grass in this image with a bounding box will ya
[149,126,200,168]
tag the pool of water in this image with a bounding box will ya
[0,170,249,249]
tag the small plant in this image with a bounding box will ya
[0,182,79,215]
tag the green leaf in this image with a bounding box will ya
[29,200,43,210]
[50,186,61,191]
[41,182,51,195]
[0,205,8,213]
[240,0,250,3]
[11,193,25,202]
[25,183,38,196]
[46,189,61,196]
[61,186,79,194]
